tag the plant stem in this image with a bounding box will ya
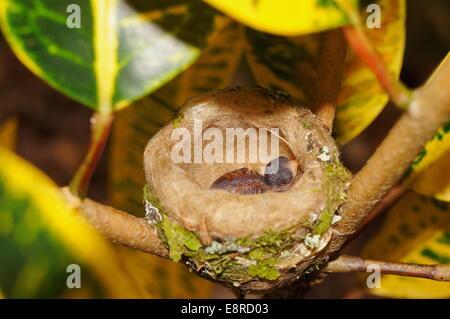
[325,255,450,281]
[330,56,450,253]
[336,0,411,108]
[69,112,113,198]
[361,184,405,227]
[340,185,405,249]
[342,27,411,108]
[313,29,347,129]
[62,188,169,258]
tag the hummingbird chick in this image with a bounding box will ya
[210,156,302,195]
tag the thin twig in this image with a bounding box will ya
[340,184,405,249]
[313,29,347,129]
[362,184,405,227]
[62,187,169,258]
[325,255,450,282]
[69,112,113,198]
[330,56,450,253]
[336,0,411,108]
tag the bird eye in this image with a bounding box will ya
[277,169,293,185]
[264,168,293,186]
[265,156,289,175]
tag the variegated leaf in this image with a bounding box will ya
[203,0,356,36]
[244,0,406,144]
[0,0,218,112]
[108,17,243,298]
[362,191,450,299]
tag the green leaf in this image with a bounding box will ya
[403,121,450,202]
[204,0,356,36]
[362,191,450,299]
[0,147,153,298]
[0,0,218,112]
[244,0,406,144]
[0,147,213,298]
[403,54,450,202]
[108,18,242,297]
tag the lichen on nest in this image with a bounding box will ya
[144,183,328,285]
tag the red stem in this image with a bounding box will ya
[342,26,411,108]
[69,112,113,198]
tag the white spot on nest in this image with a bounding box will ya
[205,241,224,254]
[308,213,318,223]
[304,132,312,141]
[205,240,250,254]
[317,146,331,161]
[235,257,257,266]
[305,132,315,153]
[331,215,342,224]
[280,251,292,258]
[304,234,321,249]
[145,200,162,224]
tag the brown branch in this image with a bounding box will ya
[340,184,405,249]
[61,187,169,258]
[313,29,347,129]
[330,56,450,252]
[361,184,405,227]
[325,255,450,282]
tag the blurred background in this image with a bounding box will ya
[0,0,449,298]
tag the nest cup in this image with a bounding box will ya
[144,87,351,293]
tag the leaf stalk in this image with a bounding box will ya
[69,112,113,198]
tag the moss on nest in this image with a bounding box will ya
[144,179,347,286]
[145,184,302,283]
[313,160,351,234]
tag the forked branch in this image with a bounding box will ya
[61,56,450,284]
[331,56,450,252]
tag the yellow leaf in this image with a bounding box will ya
[0,147,160,298]
[403,53,450,202]
[0,0,218,112]
[244,28,320,105]
[244,0,406,144]
[203,0,354,36]
[175,18,244,106]
[0,117,18,150]
[108,18,243,298]
[408,128,450,202]
[335,0,405,143]
[362,191,450,298]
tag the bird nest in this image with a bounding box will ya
[143,87,351,293]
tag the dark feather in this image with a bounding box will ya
[210,157,302,195]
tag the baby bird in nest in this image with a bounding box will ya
[210,156,302,195]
